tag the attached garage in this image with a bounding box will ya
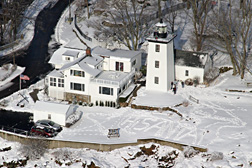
[32,101,76,126]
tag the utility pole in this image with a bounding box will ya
[85,0,90,19]
[218,0,220,13]
[68,0,73,24]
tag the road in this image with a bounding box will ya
[0,0,73,100]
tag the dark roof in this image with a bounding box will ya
[175,49,208,68]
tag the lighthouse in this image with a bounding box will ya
[146,20,176,92]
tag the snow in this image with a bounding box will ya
[132,87,183,107]
[0,64,25,91]
[0,0,59,57]
[33,101,70,115]
[1,70,252,167]
[0,0,252,167]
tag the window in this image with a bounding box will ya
[185,70,189,76]
[155,61,159,68]
[132,59,136,66]
[70,70,85,77]
[58,78,64,87]
[154,77,159,84]
[50,77,56,86]
[65,57,70,61]
[99,86,113,95]
[48,114,51,120]
[70,82,85,91]
[155,44,160,52]
[116,62,124,71]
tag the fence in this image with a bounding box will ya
[0,125,29,136]
[189,95,199,104]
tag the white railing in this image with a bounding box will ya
[91,69,135,87]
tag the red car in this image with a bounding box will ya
[30,126,57,138]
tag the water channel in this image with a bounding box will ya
[0,0,73,131]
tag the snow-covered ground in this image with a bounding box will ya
[0,0,58,57]
[0,64,25,91]
[1,70,252,167]
[1,0,252,167]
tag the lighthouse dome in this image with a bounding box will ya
[154,19,168,38]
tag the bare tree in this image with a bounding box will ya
[207,0,252,78]
[158,0,162,20]
[88,0,155,50]
[185,0,211,51]
[19,137,49,160]
[85,0,90,19]
[0,0,33,44]
[164,0,178,33]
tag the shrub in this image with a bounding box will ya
[193,76,200,86]
[182,100,189,107]
[20,138,49,160]
[185,78,193,86]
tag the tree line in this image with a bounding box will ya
[85,0,251,79]
[0,0,34,46]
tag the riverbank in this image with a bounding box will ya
[0,0,59,57]
[0,0,73,100]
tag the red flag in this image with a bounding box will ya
[20,74,30,80]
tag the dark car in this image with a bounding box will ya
[30,126,57,138]
[35,120,62,132]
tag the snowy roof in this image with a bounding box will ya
[175,49,208,68]
[62,50,80,57]
[49,47,86,66]
[60,55,102,77]
[78,58,102,76]
[92,70,130,86]
[119,84,136,98]
[92,46,141,59]
[155,22,168,27]
[83,55,103,66]
[33,101,70,115]
[47,69,64,78]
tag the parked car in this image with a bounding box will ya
[35,120,62,132]
[30,126,57,138]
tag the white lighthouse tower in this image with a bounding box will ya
[146,20,176,92]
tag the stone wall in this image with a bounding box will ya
[65,92,90,103]
[131,104,183,117]
[0,130,207,152]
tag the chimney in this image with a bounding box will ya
[86,47,91,56]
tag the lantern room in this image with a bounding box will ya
[153,19,168,38]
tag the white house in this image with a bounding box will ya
[47,46,142,106]
[175,49,210,84]
[33,101,76,126]
[146,20,211,92]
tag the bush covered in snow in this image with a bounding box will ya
[183,146,199,158]
[65,111,82,128]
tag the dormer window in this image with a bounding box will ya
[70,70,85,77]
[65,57,70,61]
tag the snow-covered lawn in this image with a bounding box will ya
[1,0,252,167]
[1,71,252,167]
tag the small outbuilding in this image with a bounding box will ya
[175,49,211,84]
[32,101,76,126]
